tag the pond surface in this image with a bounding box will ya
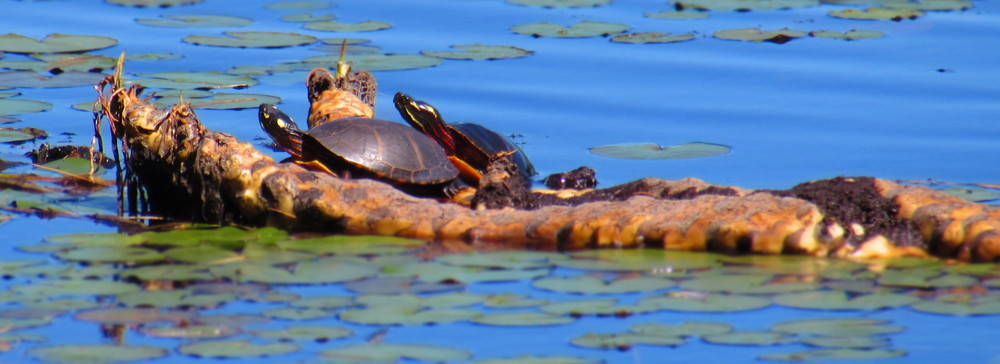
[0,0,999,363]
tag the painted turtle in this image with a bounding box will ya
[392,92,537,185]
[258,103,460,196]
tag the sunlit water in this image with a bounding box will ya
[0,0,999,363]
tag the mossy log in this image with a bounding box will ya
[98,85,1000,262]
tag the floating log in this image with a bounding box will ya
[96,81,1000,262]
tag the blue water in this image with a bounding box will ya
[1,0,999,363]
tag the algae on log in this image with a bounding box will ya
[97,84,1000,262]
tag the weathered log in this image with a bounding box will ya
[97,84,1000,262]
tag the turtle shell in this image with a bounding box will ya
[301,117,459,185]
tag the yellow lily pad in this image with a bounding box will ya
[137,14,254,28]
[422,44,534,60]
[512,20,631,38]
[183,31,317,48]
[304,20,392,32]
[610,32,696,44]
[0,33,118,54]
[829,7,925,20]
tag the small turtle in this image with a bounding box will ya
[393,92,536,185]
[258,103,460,197]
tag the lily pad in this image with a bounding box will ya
[758,348,907,361]
[713,28,808,43]
[344,276,463,295]
[422,44,534,60]
[539,298,654,316]
[512,21,630,38]
[534,274,676,294]
[559,249,721,272]
[810,29,886,40]
[263,307,333,321]
[179,340,299,358]
[571,332,686,350]
[611,32,696,44]
[640,292,771,312]
[340,306,479,325]
[304,20,392,32]
[277,234,426,255]
[630,322,734,337]
[0,71,108,88]
[773,291,920,310]
[299,53,443,71]
[133,71,257,90]
[108,0,203,6]
[141,324,240,339]
[703,331,795,346]
[484,294,549,308]
[507,0,611,7]
[472,312,576,326]
[121,264,215,281]
[321,343,472,363]
[266,1,334,10]
[771,318,904,336]
[801,336,892,349]
[357,293,486,309]
[0,33,117,54]
[0,98,52,116]
[157,92,283,109]
[15,280,141,298]
[235,259,378,284]
[288,295,355,309]
[680,274,820,294]
[31,344,168,363]
[116,289,236,308]
[677,0,819,10]
[589,142,731,160]
[910,294,1000,315]
[942,186,1000,202]
[392,262,548,283]
[436,251,564,270]
[644,10,712,19]
[250,325,353,341]
[184,31,317,48]
[829,7,925,20]
[0,127,44,143]
[468,356,603,364]
[282,13,337,22]
[75,308,195,325]
[137,14,254,28]
[55,246,163,264]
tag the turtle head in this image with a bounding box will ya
[393,92,443,135]
[259,104,304,159]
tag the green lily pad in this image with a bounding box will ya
[282,13,337,22]
[195,314,270,326]
[809,29,886,40]
[0,127,43,143]
[392,262,548,283]
[771,318,904,336]
[713,28,808,43]
[25,298,101,310]
[436,251,564,270]
[0,33,117,54]
[249,325,353,341]
[0,71,108,88]
[299,53,443,71]
[719,255,868,275]
[304,20,392,32]
[0,99,52,116]
[340,306,479,325]
[507,0,611,7]
[884,0,973,10]
[266,1,334,10]
[829,7,925,20]
[534,274,677,294]
[677,0,819,10]
[559,249,721,272]
[512,21,630,38]
[289,295,355,309]
[630,322,734,337]
[344,276,463,295]
[121,264,215,282]
[640,292,771,312]
[15,280,140,298]
[108,0,204,6]
[589,142,731,160]
[773,291,920,310]
[878,270,976,288]
[484,294,549,308]
[184,31,317,48]
[31,344,168,363]
[263,307,333,321]
[156,92,282,109]
[539,298,655,316]
[133,71,257,90]
[472,312,576,326]
[468,356,603,364]
[910,294,1000,315]
[680,274,820,294]
[422,44,533,60]
[704,331,796,346]
[942,186,1000,202]
[141,324,240,339]
[277,234,426,255]
[236,259,378,284]
[644,10,712,19]
[75,308,195,325]
[55,246,163,265]
[163,245,241,264]
[116,289,236,308]
[321,343,472,363]
[357,293,486,309]
[758,348,907,361]
[801,336,892,349]
[179,340,299,358]
[137,14,254,28]
[611,32,696,44]
[571,332,686,350]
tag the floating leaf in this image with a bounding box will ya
[484,294,549,308]
[437,251,564,270]
[304,20,392,32]
[0,317,52,331]
[910,294,1000,315]
[321,343,472,363]
[559,249,721,272]
[809,29,886,40]
[263,307,336,320]
[468,356,603,364]
[878,270,976,288]
[340,306,479,325]
[472,312,576,326]
[184,31,317,48]
[713,28,808,43]
[678,0,818,10]
[121,264,215,281]
[800,336,892,349]
[534,274,676,294]
[422,44,533,60]
[163,245,241,264]
[829,7,925,20]
[589,142,731,160]
[0,71,108,88]
[116,289,236,308]
[507,0,611,7]
[55,246,163,264]
[277,234,426,255]
[571,332,686,350]
[133,71,258,90]
[299,53,443,71]
[236,259,378,284]
[942,186,1000,202]
[141,324,240,339]
[773,291,919,310]
[249,325,353,341]
[758,349,907,361]
[0,33,118,54]
[391,262,548,283]
[179,340,299,358]
[640,292,771,312]
[0,98,52,116]
[883,0,973,10]
[282,13,337,22]
[771,318,904,336]
[645,10,711,19]
[680,274,820,294]
[137,14,254,28]
[16,280,141,297]
[265,1,334,10]
[31,345,168,363]
[539,298,655,316]
[611,32,696,44]
[512,21,630,38]
[357,293,486,309]
[108,0,204,6]
[344,276,463,295]
[704,331,795,346]
[288,295,355,309]
[630,322,734,337]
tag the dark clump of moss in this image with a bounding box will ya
[773,176,924,248]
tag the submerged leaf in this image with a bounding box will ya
[589,142,731,160]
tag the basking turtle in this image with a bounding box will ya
[258,103,460,197]
[393,92,537,185]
